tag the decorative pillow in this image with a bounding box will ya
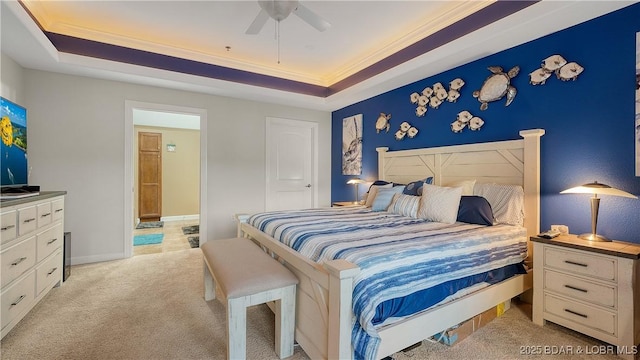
[388,193,420,217]
[457,196,494,226]
[417,184,463,224]
[446,179,476,195]
[473,183,524,226]
[402,177,434,196]
[371,186,405,211]
[365,183,393,207]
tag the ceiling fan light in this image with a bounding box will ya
[259,0,299,21]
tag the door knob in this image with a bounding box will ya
[305,184,312,188]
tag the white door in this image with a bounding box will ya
[266,117,318,211]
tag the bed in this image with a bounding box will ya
[236,129,545,359]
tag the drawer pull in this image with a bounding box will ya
[47,238,58,245]
[41,212,51,218]
[564,308,588,318]
[11,257,27,266]
[564,284,588,293]
[23,218,36,223]
[564,260,588,267]
[55,208,63,213]
[10,295,26,307]
[47,267,58,276]
[1,224,16,231]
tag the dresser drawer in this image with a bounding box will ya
[544,269,616,308]
[1,237,36,288]
[36,223,62,262]
[17,206,37,236]
[544,293,616,336]
[36,251,62,295]
[36,202,52,228]
[544,247,616,282]
[51,198,64,222]
[1,210,17,244]
[1,271,35,329]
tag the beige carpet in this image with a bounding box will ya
[0,248,624,360]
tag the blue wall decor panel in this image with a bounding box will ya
[332,3,640,243]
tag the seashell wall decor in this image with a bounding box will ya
[395,121,419,140]
[451,110,484,133]
[529,54,584,85]
[410,78,465,117]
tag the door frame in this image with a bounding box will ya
[265,117,318,210]
[124,100,207,258]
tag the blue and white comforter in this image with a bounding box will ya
[247,207,527,359]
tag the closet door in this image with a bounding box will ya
[138,132,162,222]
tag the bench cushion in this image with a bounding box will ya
[202,238,298,299]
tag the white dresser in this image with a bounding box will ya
[532,235,640,359]
[1,191,66,339]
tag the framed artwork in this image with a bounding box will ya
[636,32,640,176]
[342,114,362,175]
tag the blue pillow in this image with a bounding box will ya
[402,177,434,196]
[372,186,405,211]
[456,196,494,226]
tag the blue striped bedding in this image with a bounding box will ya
[247,206,527,360]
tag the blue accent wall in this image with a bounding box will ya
[332,4,640,243]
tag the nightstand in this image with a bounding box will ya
[331,201,362,207]
[531,234,640,359]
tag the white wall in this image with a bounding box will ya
[22,69,331,264]
[1,53,25,109]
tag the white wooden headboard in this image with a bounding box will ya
[376,129,545,238]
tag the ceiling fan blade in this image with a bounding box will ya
[294,3,331,32]
[245,9,270,34]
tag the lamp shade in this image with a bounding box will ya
[347,178,365,185]
[560,181,637,242]
[560,181,637,199]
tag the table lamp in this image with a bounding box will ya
[346,178,365,204]
[560,181,637,241]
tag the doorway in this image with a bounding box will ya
[124,101,207,258]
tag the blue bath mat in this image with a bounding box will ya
[133,233,164,246]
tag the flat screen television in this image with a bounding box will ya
[1,96,29,191]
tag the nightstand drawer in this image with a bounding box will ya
[544,269,616,308]
[544,293,616,336]
[544,247,616,281]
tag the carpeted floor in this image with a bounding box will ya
[0,249,624,360]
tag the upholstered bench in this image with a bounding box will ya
[202,238,298,359]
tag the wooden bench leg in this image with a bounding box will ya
[203,260,216,301]
[275,285,296,359]
[227,297,248,360]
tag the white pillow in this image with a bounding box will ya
[388,193,420,217]
[473,183,524,226]
[446,179,476,195]
[417,184,463,224]
[364,183,393,207]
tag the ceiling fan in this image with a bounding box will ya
[245,0,331,34]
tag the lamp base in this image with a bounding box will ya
[577,233,611,242]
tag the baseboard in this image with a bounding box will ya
[71,252,125,265]
[160,214,200,222]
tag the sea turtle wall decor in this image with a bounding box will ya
[409,77,465,117]
[375,113,391,133]
[451,110,484,133]
[395,121,418,140]
[473,66,519,110]
[529,54,584,85]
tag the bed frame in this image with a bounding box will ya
[237,129,545,359]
